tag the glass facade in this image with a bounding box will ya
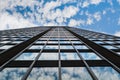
[0,27,120,80]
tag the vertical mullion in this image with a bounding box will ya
[21,29,55,80]
[63,29,98,80]
[58,28,61,80]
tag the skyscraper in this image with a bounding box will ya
[0,26,120,80]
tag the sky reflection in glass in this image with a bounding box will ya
[39,53,58,60]
[103,45,117,49]
[0,68,27,80]
[62,67,92,80]
[74,45,88,49]
[91,67,120,80]
[0,45,13,49]
[28,45,43,50]
[16,52,38,60]
[79,52,101,60]
[45,45,58,49]
[27,68,58,80]
[61,52,80,60]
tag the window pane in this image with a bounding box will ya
[60,45,73,49]
[28,45,43,50]
[0,68,27,80]
[74,45,88,49]
[61,52,80,60]
[16,52,38,60]
[0,41,10,44]
[27,68,58,80]
[79,52,101,60]
[39,53,58,60]
[62,67,92,80]
[91,67,120,80]
[45,45,58,49]
[0,45,13,49]
[103,45,117,49]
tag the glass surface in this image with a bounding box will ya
[104,41,114,44]
[0,45,13,49]
[35,41,46,44]
[48,41,58,44]
[60,41,70,44]
[0,41,10,44]
[39,53,58,60]
[62,67,92,80]
[103,45,117,49]
[79,52,101,60]
[60,45,73,49]
[94,41,104,44]
[0,68,27,80]
[27,68,58,80]
[74,45,88,49]
[71,41,82,44]
[116,52,120,55]
[45,45,58,49]
[91,67,120,80]
[61,52,80,60]
[12,41,23,43]
[29,45,43,49]
[16,52,38,60]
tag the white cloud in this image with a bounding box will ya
[82,1,89,8]
[103,10,106,15]
[86,18,93,25]
[114,31,120,37]
[117,0,120,4]
[90,0,103,5]
[62,6,79,18]
[0,12,37,30]
[94,12,101,21]
[68,19,85,27]
[82,0,103,8]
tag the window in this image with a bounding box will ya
[61,52,80,60]
[16,52,39,60]
[91,67,120,80]
[62,67,92,80]
[0,68,27,80]
[79,52,101,60]
[39,53,58,60]
[28,68,58,80]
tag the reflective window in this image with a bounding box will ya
[45,45,58,49]
[79,52,101,60]
[60,41,70,44]
[16,52,38,60]
[27,68,58,80]
[0,68,27,80]
[71,41,82,44]
[91,67,120,80]
[48,41,58,44]
[61,52,80,60]
[62,67,92,80]
[0,45,13,49]
[103,45,117,49]
[39,53,58,60]
[35,41,46,44]
[12,41,23,44]
[0,41,10,44]
[94,41,104,44]
[60,45,73,49]
[29,45,43,50]
[74,45,88,49]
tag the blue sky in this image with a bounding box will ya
[0,0,120,36]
